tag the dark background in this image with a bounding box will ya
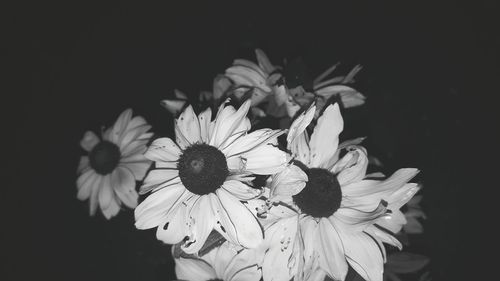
[7,1,498,281]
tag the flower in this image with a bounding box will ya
[134,99,288,254]
[76,109,153,219]
[174,241,262,281]
[258,103,419,281]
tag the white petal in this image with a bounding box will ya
[222,128,284,158]
[229,263,261,281]
[134,183,187,229]
[175,257,217,281]
[309,103,344,168]
[338,231,385,281]
[331,146,368,186]
[98,175,113,210]
[76,169,98,201]
[287,104,315,149]
[80,131,100,152]
[261,216,298,281]
[102,196,121,219]
[296,216,320,280]
[333,201,388,233]
[209,100,251,148]
[270,164,308,198]
[198,107,212,143]
[176,105,201,143]
[140,169,179,194]
[111,167,138,209]
[156,199,189,244]
[119,160,151,181]
[109,109,133,143]
[119,122,151,151]
[161,99,187,116]
[182,196,215,254]
[222,180,262,200]
[215,188,263,248]
[241,144,287,175]
[144,137,181,162]
[317,219,348,281]
[376,209,407,234]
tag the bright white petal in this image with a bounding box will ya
[309,103,344,168]
[140,168,179,195]
[222,180,262,200]
[331,146,368,186]
[209,100,251,148]
[287,104,315,149]
[176,105,201,143]
[111,166,138,209]
[215,188,263,248]
[338,231,384,281]
[317,219,348,281]
[241,144,287,175]
[222,128,284,158]
[156,200,189,244]
[376,209,407,234]
[175,257,217,281]
[229,264,261,281]
[198,107,212,143]
[80,131,100,152]
[269,164,308,198]
[182,196,215,254]
[333,201,388,233]
[144,137,181,162]
[134,183,187,229]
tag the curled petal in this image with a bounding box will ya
[270,164,308,198]
[309,103,344,168]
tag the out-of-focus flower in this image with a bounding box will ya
[402,195,426,234]
[161,89,189,117]
[134,100,288,254]
[255,103,419,281]
[76,109,153,219]
[384,252,430,281]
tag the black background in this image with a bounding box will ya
[7,1,498,281]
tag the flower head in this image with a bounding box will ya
[134,100,288,254]
[76,109,153,219]
[260,103,419,281]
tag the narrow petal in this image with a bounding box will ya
[109,109,133,143]
[317,219,348,281]
[241,144,287,175]
[176,105,201,143]
[89,175,103,216]
[80,131,100,152]
[98,175,113,210]
[144,137,181,162]
[209,100,251,148]
[175,257,217,281]
[140,169,179,194]
[198,107,212,143]
[215,188,263,248]
[333,201,388,233]
[309,103,344,168]
[76,169,98,201]
[287,104,315,149]
[112,167,138,209]
[134,183,187,229]
[182,196,215,254]
[221,180,262,200]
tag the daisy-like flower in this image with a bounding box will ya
[76,109,153,219]
[134,99,288,254]
[258,103,419,281]
[174,241,262,281]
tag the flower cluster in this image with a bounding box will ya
[75,50,425,281]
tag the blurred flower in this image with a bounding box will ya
[384,252,430,281]
[402,195,426,234]
[174,241,262,281]
[134,100,288,254]
[160,89,189,117]
[257,103,419,281]
[76,109,153,219]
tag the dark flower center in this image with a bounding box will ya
[177,143,228,195]
[292,168,342,218]
[89,141,121,175]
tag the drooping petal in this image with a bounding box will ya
[375,209,407,234]
[333,201,388,233]
[317,219,348,281]
[175,257,217,281]
[111,166,138,209]
[80,131,100,152]
[182,196,215,254]
[287,104,315,151]
[331,146,368,186]
[144,138,181,162]
[221,180,262,200]
[215,188,263,248]
[134,183,187,229]
[176,105,201,143]
[309,103,344,168]
[269,164,308,198]
[241,144,287,175]
[296,216,320,281]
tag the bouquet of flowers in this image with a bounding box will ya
[75,49,428,281]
